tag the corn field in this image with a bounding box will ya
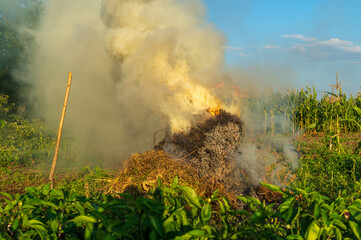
[244,84,361,134]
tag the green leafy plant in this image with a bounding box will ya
[2,179,361,240]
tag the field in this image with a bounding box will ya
[2,1,361,239]
[1,85,361,240]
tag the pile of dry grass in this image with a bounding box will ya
[105,109,249,207]
[163,110,246,194]
[105,150,239,203]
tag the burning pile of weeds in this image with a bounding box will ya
[106,109,247,204]
[105,150,238,203]
[159,109,246,194]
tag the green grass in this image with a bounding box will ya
[0,94,56,167]
[0,94,90,195]
[296,147,361,199]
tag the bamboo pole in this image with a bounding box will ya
[49,72,72,189]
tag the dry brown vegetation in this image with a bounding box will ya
[105,150,240,204]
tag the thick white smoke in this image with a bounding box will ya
[13,0,298,187]
[102,0,231,131]
[16,0,238,162]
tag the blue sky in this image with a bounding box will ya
[202,0,361,95]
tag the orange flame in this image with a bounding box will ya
[207,107,221,116]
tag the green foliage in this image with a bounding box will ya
[0,22,23,77]
[245,85,361,134]
[0,94,80,171]
[296,143,361,200]
[0,0,44,29]
[0,179,222,239]
[0,94,56,167]
[217,183,361,240]
[273,184,361,240]
[56,167,110,196]
[0,0,44,103]
[1,180,361,239]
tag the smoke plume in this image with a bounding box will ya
[11,0,299,187]
[15,0,239,163]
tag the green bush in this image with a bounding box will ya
[296,146,361,200]
[0,94,56,167]
[1,180,361,240]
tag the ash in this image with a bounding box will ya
[158,110,246,193]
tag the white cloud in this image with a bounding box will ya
[319,38,353,47]
[314,38,361,54]
[227,36,361,60]
[264,44,280,50]
[224,45,242,51]
[338,45,361,53]
[238,52,252,56]
[314,38,361,53]
[288,45,306,53]
[282,34,317,42]
[224,45,251,57]
[281,34,361,60]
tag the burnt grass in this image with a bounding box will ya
[115,109,287,205]
[157,110,246,194]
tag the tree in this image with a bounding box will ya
[0,0,44,103]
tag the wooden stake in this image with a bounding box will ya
[49,72,72,189]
